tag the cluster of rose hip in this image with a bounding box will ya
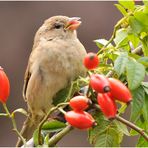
[64,53,132,130]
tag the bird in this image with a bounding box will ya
[16,15,87,146]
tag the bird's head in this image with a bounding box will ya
[37,16,81,41]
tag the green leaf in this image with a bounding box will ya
[143,5,148,14]
[138,57,148,67]
[94,39,112,48]
[52,86,71,106]
[33,129,43,146]
[42,120,66,132]
[118,102,127,114]
[114,52,128,76]
[119,0,135,11]
[128,34,140,48]
[134,11,148,26]
[129,16,144,34]
[114,120,130,136]
[52,79,81,106]
[126,59,145,90]
[89,112,123,147]
[141,36,148,56]
[143,93,148,125]
[143,0,148,6]
[130,86,145,122]
[142,82,148,94]
[137,136,148,147]
[114,28,128,47]
[115,4,127,16]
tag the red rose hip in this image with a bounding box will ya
[108,78,132,103]
[97,93,117,119]
[70,96,91,111]
[90,74,110,93]
[0,67,10,103]
[65,110,95,129]
[83,52,99,70]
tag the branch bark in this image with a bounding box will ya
[94,104,148,141]
[115,115,148,141]
[48,125,73,147]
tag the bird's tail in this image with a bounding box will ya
[16,114,42,147]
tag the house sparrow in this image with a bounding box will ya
[16,16,87,146]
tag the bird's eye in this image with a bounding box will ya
[54,23,62,29]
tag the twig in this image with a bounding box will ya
[97,21,119,55]
[2,103,26,145]
[0,113,8,116]
[97,13,133,55]
[94,104,148,141]
[48,125,73,147]
[132,45,143,54]
[106,71,114,78]
[38,102,69,145]
[115,115,148,141]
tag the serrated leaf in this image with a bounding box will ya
[114,28,128,47]
[138,57,148,67]
[143,93,148,125]
[137,136,148,147]
[118,102,127,114]
[114,52,128,76]
[134,11,148,26]
[128,34,140,48]
[130,86,145,122]
[42,120,66,132]
[12,108,28,116]
[126,59,145,90]
[143,0,148,6]
[115,4,127,16]
[144,5,148,14]
[119,0,135,11]
[94,39,112,48]
[114,120,130,136]
[52,86,71,106]
[89,112,123,147]
[142,82,148,95]
[52,79,81,106]
[141,36,148,56]
[33,129,43,146]
[44,134,49,145]
[129,16,144,34]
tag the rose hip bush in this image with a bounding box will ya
[0,0,148,147]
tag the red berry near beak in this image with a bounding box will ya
[83,52,99,70]
[0,67,10,103]
[90,74,110,93]
[65,110,95,129]
[97,93,117,119]
[70,96,91,111]
[108,78,132,103]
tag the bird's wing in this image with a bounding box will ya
[23,63,31,101]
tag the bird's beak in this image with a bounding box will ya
[65,17,81,31]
